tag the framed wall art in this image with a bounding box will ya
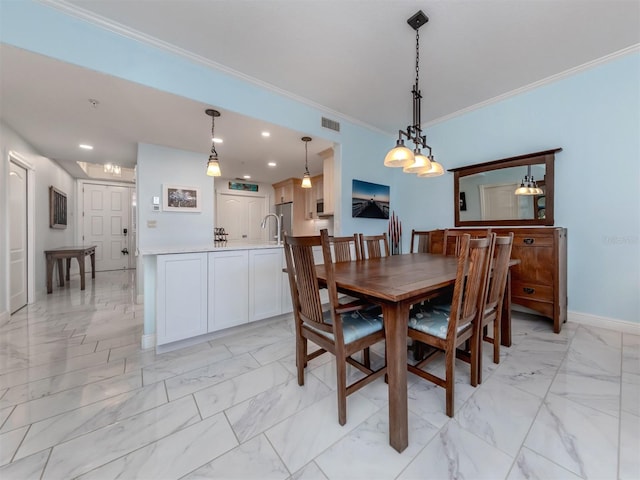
[163,184,201,212]
[352,179,390,219]
[49,186,67,229]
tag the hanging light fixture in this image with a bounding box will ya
[385,10,443,177]
[515,165,544,195]
[205,109,222,177]
[301,136,312,189]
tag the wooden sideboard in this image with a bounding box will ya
[428,227,567,333]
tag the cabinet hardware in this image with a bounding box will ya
[523,238,535,245]
[523,287,535,294]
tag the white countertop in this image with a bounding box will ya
[139,242,283,255]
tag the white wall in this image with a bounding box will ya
[0,122,76,305]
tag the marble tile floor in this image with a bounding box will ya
[0,270,638,479]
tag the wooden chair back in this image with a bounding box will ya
[329,234,361,262]
[283,233,334,335]
[478,233,514,380]
[410,229,438,253]
[359,233,390,259]
[443,228,492,256]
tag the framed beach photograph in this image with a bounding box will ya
[352,179,390,219]
[163,185,201,212]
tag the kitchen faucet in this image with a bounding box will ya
[260,213,282,245]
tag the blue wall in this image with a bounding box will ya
[2,1,638,324]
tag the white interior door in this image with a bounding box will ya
[479,183,519,220]
[83,183,132,271]
[9,161,27,313]
[216,193,267,242]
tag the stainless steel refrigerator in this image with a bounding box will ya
[275,202,293,238]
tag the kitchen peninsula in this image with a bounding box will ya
[141,242,292,350]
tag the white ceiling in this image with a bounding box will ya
[1,0,638,183]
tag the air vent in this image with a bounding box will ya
[321,116,340,132]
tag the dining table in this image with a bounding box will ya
[315,252,516,453]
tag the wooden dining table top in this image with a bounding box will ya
[315,252,461,303]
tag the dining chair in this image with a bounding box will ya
[442,228,492,256]
[410,229,432,253]
[359,233,390,259]
[407,233,494,417]
[329,234,361,262]
[283,229,387,426]
[477,233,514,383]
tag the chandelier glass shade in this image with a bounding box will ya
[301,136,312,189]
[205,109,222,177]
[385,11,443,177]
[515,165,543,195]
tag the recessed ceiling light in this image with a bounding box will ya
[212,137,223,144]
[79,144,93,150]
[261,131,270,137]
[243,175,251,179]
[268,162,277,167]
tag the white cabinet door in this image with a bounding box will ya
[208,250,249,331]
[249,249,283,321]
[156,253,208,345]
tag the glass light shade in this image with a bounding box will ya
[301,173,312,188]
[403,152,432,173]
[206,157,221,177]
[384,140,414,167]
[417,160,444,177]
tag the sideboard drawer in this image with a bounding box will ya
[512,281,553,303]
[512,234,554,247]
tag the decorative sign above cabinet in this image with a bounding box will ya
[449,148,562,227]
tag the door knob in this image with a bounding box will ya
[121,248,129,255]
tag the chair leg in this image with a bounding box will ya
[493,318,501,365]
[470,331,479,388]
[477,333,484,385]
[445,347,455,417]
[363,347,371,368]
[296,336,306,386]
[336,356,347,425]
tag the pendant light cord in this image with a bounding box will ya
[210,115,218,157]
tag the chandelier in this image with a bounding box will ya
[103,163,121,176]
[301,136,312,189]
[515,165,544,195]
[384,10,443,177]
[205,109,222,177]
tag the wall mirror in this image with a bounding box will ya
[450,148,561,227]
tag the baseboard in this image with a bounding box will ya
[140,333,156,350]
[568,310,640,335]
[136,294,144,305]
[0,310,9,326]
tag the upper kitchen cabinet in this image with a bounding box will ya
[273,179,295,205]
[319,148,335,216]
[271,178,307,235]
[304,175,323,220]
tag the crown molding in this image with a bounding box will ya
[38,0,387,135]
[424,43,640,128]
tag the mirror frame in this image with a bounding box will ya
[450,148,561,227]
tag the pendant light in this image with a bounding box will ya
[385,10,443,177]
[301,136,312,189]
[515,165,544,195]
[205,109,222,177]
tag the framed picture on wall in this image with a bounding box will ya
[352,179,390,219]
[49,186,67,229]
[163,185,201,212]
